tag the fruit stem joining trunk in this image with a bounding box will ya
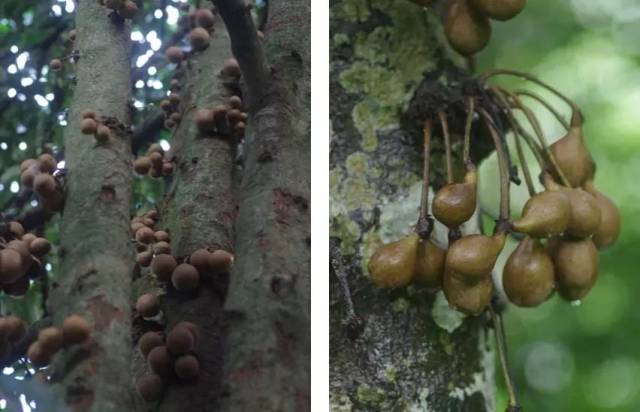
[418,119,434,238]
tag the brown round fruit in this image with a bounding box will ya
[209,250,234,274]
[80,118,98,135]
[189,28,211,51]
[118,0,138,19]
[166,326,194,355]
[38,154,57,173]
[95,125,111,142]
[5,315,26,342]
[136,374,164,402]
[38,327,64,355]
[29,238,51,256]
[139,331,163,357]
[62,315,91,345]
[469,0,526,21]
[154,230,170,242]
[194,109,214,132]
[136,250,153,267]
[136,293,160,318]
[133,157,152,175]
[8,221,25,237]
[153,241,171,255]
[445,0,491,56]
[223,58,241,78]
[0,248,26,283]
[136,227,155,244]
[228,96,242,109]
[27,342,51,367]
[82,110,97,119]
[50,59,63,71]
[33,173,57,197]
[151,254,177,282]
[174,354,200,379]
[189,249,211,274]
[171,264,200,291]
[147,345,173,376]
[195,9,215,28]
[173,321,200,345]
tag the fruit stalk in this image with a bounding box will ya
[515,89,569,130]
[463,97,475,166]
[438,111,454,184]
[489,305,520,410]
[418,119,434,238]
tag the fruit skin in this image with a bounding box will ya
[469,0,526,21]
[151,254,177,282]
[209,250,233,273]
[432,168,477,229]
[136,374,164,402]
[445,232,506,284]
[413,239,446,286]
[166,327,194,355]
[147,346,173,376]
[550,237,599,301]
[503,237,555,307]
[445,0,491,56]
[174,354,200,379]
[27,342,51,367]
[0,248,26,283]
[223,58,241,78]
[171,264,200,291]
[139,332,163,357]
[549,112,593,188]
[189,28,211,51]
[511,190,570,238]
[136,293,160,318]
[50,59,63,71]
[38,327,64,354]
[195,9,215,28]
[80,118,98,135]
[443,273,493,315]
[62,315,91,345]
[367,234,419,288]
[562,188,601,238]
[584,181,621,249]
[133,157,152,175]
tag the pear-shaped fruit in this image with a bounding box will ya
[468,0,526,21]
[503,237,555,307]
[543,175,601,238]
[549,112,594,187]
[583,181,620,249]
[550,237,599,301]
[511,190,571,238]
[443,273,493,315]
[368,234,419,288]
[413,239,446,287]
[433,168,477,229]
[445,232,506,284]
[445,0,491,56]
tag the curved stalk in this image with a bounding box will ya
[417,119,434,238]
[515,89,569,130]
[489,305,520,409]
[513,124,536,196]
[463,97,475,166]
[438,111,454,184]
[479,108,510,226]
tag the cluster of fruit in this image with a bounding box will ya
[0,316,26,366]
[49,30,76,72]
[80,110,115,143]
[443,0,526,56]
[193,93,247,139]
[158,83,184,131]
[0,221,51,296]
[19,155,64,211]
[135,322,201,402]
[368,93,619,316]
[27,315,91,367]
[132,143,175,178]
[98,0,138,19]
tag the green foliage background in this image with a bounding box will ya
[477,1,640,411]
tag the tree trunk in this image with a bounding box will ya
[215,0,311,410]
[49,1,136,411]
[330,1,495,410]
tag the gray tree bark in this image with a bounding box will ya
[330,1,495,410]
[49,1,136,411]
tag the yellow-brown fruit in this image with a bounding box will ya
[234,122,246,135]
[146,209,159,221]
[131,222,145,234]
[34,173,57,197]
[27,342,51,367]
[22,233,37,245]
[151,254,177,282]
[174,321,200,345]
[175,354,200,379]
[149,152,163,169]
[118,0,138,19]
[154,230,170,242]
[563,188,601,238]
[445,232,506,284]
[137,251,153,267]
[62,315,91,345]
[171,264,200,291]
[195,9,215,28]
[139,331,163,357]
[166,326,194,355]
[227,109,243,124]
[432,168,477,229]
[41,189,64,211]
[503,236,555,307]
[136,227,155,244]
[413,239,446,286]
[153,241,171,255]
[443,274,493,315]
[367,234,419,288]
[7,240,30,262]
[584,181,621,249]
[95,125,111,142]
[194,109,214,132]
[189,27,210,51]
[8,221,25,237]
[38,154,57,173]
[50,59,63,71]
[20,166,39,188]
[133,157,151,175]
[148,345,173,376]
[223,58,241,78]
[147,143,164,155]
[142,217,155,228]
[162,162,174,176]
[82,110,96,119]
[228,96,242,109]
[511,190,571,238]
[4,275,29,296]
[29,237,51,256]
[209,250,234,273]
[136,293,160,318]
[80,118,98,135]
[20,158,37,173]
[4,315,26,342]
[551,237,599,301]
[38,327,64,354]
[445,0,491,56]
[136,374,164,402]
[549,112,593,187]
[468,0,526,20]
[190,249,211,274]
[0,248,26,283]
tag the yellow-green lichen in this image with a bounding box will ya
[330,214,362,257]
[333,33,350,47]
[384,364,398,383]
[360,228,382,277]
[392,297,410,313]
[356,383,386,405]
[330,391,354,412]
[331,0,371,23]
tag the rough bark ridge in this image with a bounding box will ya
[154,22,236,412]
[48,2,136,411]
[215,0,311,410]
[330,1,495,411]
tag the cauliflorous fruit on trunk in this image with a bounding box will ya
[139,332,163,357]
[413,239,446,286]
[584,181,621,249]
[367,234,419,288]
[443,273,493,315]
[62,315,91,345]
[148,346,173,376]
[223,58,241,78]
[175,354,200,379]
[503,236,555,307]
[549,111,593,187]
[208,250,233,274]
[445,232,506,284]
[38,154,57,173]
[0,248,26,283]
[195,9,215,28]
[80,118,98,135]
[38,327,64,354]
[50,59,62,71]
[136,293,160,318]
[166,327,194,355]
[29,238,51,256]
[445,0,491,56]
[136,374,164,402]
[27,342,51,367]
[433,168,477,228]
[469,0,526,21]
[551,237,599,301]
[133,157,152,175]
[189,28,210,51]
[511,190,571,238]
[171,264,200,291]
[151,254,177,282]
[34,174,57,197]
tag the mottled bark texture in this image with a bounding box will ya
[154,22,236,412]
[330,1,495,411]
[214,0,311,410]
[48,1,136,411]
